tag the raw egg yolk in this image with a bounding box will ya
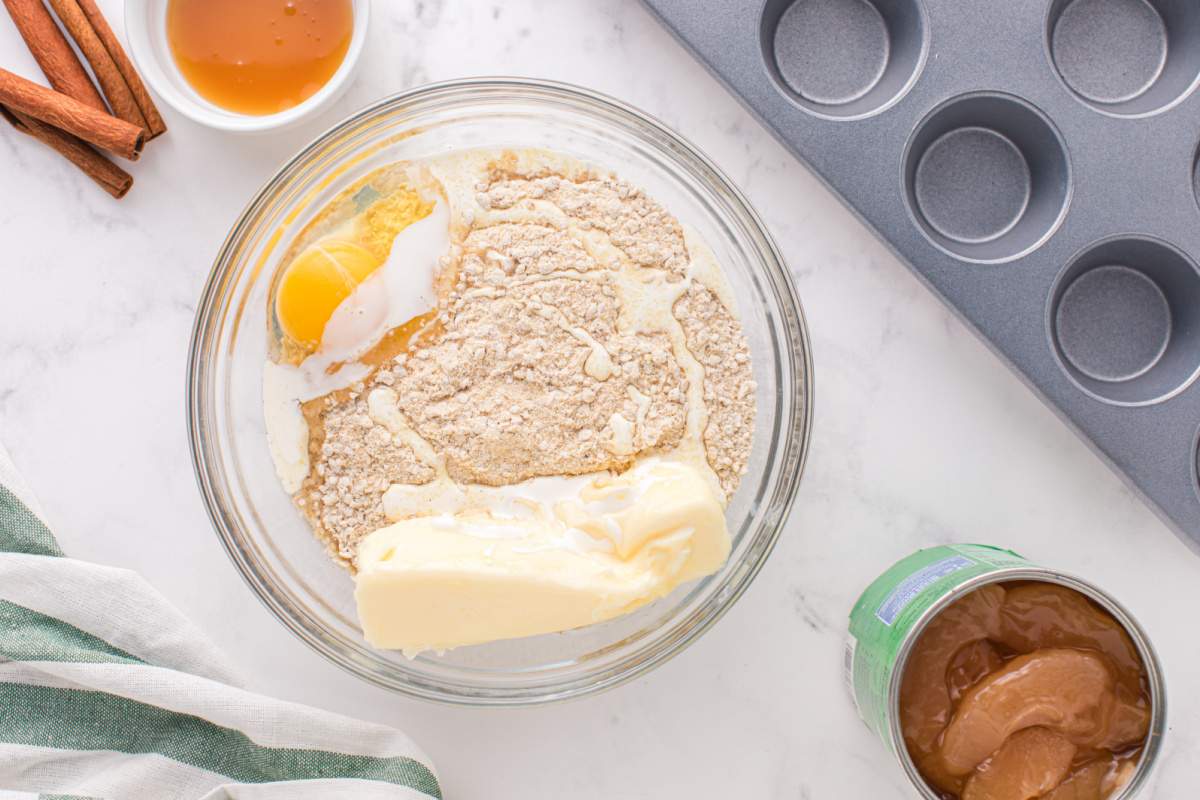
[360,189,434,261]
[275,240,381,350]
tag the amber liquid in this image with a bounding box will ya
[167,0,353,116]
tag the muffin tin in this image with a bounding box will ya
[641,0,1200,552]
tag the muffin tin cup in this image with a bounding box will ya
[761,0,928,120]
[903,93,1071,264]
[643,0,1200,549]
[1049,236,1200,406]
[1047,0,1200,118]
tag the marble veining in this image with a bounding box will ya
[1,1,1197,797]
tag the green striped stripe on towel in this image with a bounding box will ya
[0,445,440,799]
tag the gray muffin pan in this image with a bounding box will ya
[641,0,1200,552]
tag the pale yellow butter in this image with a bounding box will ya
[354,462,730,654]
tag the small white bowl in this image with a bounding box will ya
[124,0,369,133]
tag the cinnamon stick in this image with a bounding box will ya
[0,66,142,159]
[1,0,106,111]
[44,0,146,132]
[1,104,131,197]
[74,0,165,139]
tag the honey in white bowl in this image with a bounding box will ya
[167,0,352,116]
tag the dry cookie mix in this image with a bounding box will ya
[264,149,757,653]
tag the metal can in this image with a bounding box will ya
[846,544,1167,798]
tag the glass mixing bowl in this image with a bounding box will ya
[188,78,813,705]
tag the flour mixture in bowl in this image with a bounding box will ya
[263,148,757,655]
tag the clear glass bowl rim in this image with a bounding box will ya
[187,77,815,706]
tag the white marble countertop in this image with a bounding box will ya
[2,1,1198,797]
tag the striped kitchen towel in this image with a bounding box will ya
[0,443,440,799]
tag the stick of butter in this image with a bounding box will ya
[354,462,731,655]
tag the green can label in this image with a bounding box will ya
[846,544,1031,753]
